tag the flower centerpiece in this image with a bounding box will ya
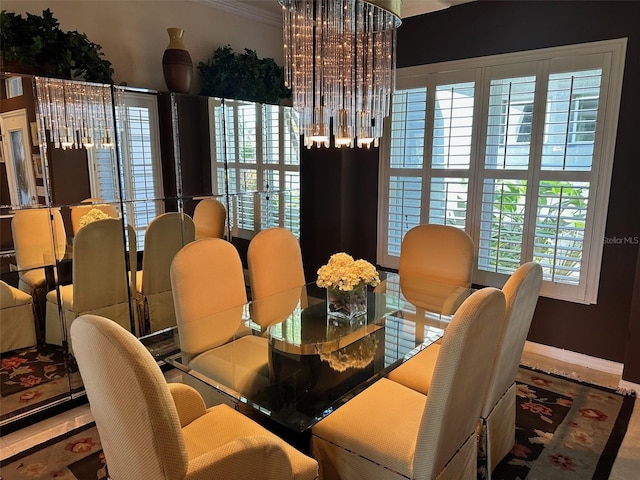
[317,252,380,321]
[78,208,111,229]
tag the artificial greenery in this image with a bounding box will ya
[0,9,114,83]
[198,45,290,105]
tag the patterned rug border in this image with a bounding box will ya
[0,421,96,468]
[516,365,636,479]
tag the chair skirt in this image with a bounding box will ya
[479,382,516,478]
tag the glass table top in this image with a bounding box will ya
[163,272,471,432]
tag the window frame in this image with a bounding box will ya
[378,39,627,304]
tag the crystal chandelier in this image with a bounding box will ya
[280,0,401,148]
[34,77,120,150]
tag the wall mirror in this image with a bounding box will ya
[0,72,302,427]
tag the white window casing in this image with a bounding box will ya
[378,39,627,304]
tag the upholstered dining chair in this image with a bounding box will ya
[136,212,195,334]
[399,224,474,315]
[45,218,133,348]
[11,207,67,297]
[311,287,506,480]
[69,201,118,235]
[171,238,269,395]
[479,262,542,478]
[0,280,36,353]
[247,227,307,329]
[193,198,227,240]
[70,314,318,480]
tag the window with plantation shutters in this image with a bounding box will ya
[379,39,626,304]
[88,91,164,249]
[209,99,300,239]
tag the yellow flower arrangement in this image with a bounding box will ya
[78,208,111,228]
[316,253,380,291]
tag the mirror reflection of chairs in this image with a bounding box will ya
[171,238,269,399]
[135,212,195,335]
[69,199,118,235]
[193,198,226,240]
[44,218,133,351]
[0,280,36,353]
[11,207,67,338]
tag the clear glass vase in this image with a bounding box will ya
[326,284,367,322]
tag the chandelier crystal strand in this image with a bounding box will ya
[280,0,400,148]
[34,78,118,151]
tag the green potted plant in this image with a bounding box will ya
[198,45,290,105]
[0,8,114,83]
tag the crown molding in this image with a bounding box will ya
[190,0,282,28]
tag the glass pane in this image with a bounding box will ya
[478,178,527,274]
[432,82,475,169]
[390,88,427,169]
[429,177,469,228]
[387,176,423,256]
[541,69,602,171]
[485,76,536,170]
[534,181,589,284]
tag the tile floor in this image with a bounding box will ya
[1,353,639,477]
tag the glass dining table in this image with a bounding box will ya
[163,272,472,433]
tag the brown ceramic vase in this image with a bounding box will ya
[162,28,193,94]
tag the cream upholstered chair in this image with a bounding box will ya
[70,314,318,480]
[248,227,307,329]
[137,212,195,334]
[171,238,269,395]
[399,224,474,315]
[11,208,67,296]
[311,287,506,480]
[479,262,542,478]
[70,202,118,235]
[193,198,226,240]
[45,218,132,347]
[0,280,36,353]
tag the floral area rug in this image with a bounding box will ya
[491,367,636,479]
[0,345,67,397]
[0,423,106,480]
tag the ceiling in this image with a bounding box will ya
[193,0,473,27]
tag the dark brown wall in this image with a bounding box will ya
[300,145,379,282]
[301,1,640,382]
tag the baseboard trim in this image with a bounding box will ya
[618,379,640,393]
[523,341,624,376]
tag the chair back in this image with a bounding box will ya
[248,228,306,327]
[12,207,67,270]
[71,314,188,480]
[481,262,543,417]
[193,198,226,240]
[415,287,506,478]
[70,203,118,235]
[72,218,129,313]
[171,238,247,362]
[400,224,474,286]
[142,212,195,296]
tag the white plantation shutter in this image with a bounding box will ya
[89,91,163,249]
[379,40,626,303]
[428,81,475,228]
[209,100,300,239]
